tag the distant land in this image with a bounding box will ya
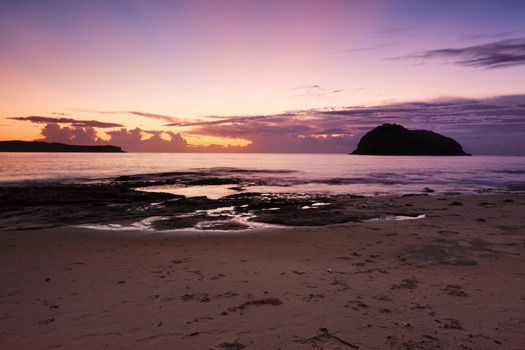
[0,141,125,153]
[352,124,470,156]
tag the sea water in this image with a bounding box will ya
[0,153,524,196]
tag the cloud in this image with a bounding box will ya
[36,123,189,152]
[398,37,525,69]
[166,113,293,127]
[291,84,346,98]
[461,30,522,41]
[335,43,396,54]
[75,109,185,123]
[17,95,525,155]
[104,128,188,152]
[183,94,525,155]
[184,111,359,153]
[10,116,123,128]
[126,111,181,123]
[113,110,183,123]
[34,123,245,153]
[40,123,100,145]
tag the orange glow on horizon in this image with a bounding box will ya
[183,134,251,148]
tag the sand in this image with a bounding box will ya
[1,193,524,349]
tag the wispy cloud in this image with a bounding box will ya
[166,113,294,127]
[335,43,396,54]
[73,109,184,123]
[9,116,123,128]
[123,111,182,123]
[397,37,525,69]
[461,29,523,41]
[291,84,345,98]
[379,26,416,36]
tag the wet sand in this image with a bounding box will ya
[1,194,524,349]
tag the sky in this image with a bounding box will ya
[1,0,524,154]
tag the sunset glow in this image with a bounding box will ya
[1,0,524,153]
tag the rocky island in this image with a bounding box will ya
[0,141,125,153]
[352,123,470,156]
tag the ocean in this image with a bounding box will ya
[0,153,524,196]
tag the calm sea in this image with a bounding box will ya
[0,153,524,196]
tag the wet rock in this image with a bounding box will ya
[210,342,246,350]
[231,297,283,311]
[443,319,464,330]
[443,285,468,297]
[401,242,478,266]
[292,327,359,349]
[181,293,210,303]
[38,318,55,325]
[187,178,240,186]
[391,278,419,290]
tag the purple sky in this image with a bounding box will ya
[1,0,524,154]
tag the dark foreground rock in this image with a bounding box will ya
[351,124,470,156]
[0,184,422,231]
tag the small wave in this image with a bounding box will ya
[506,183,525,191]
[0,176,93,187]
[368,214,426,222]
[494,169,525,175]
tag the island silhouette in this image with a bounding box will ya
[352,124,470,156]
[0,141,124,153]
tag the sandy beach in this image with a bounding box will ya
[1,193,524,349]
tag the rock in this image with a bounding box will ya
[210,342,246,350]
[351,124,470,156]
[114,175,139,182]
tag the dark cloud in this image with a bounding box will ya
[398,37,525,69]
[185,94,525,155]
[186,112,358,153]
[20,95,525,155]
[10,116,123,128]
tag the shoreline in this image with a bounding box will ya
[1,176,523,232]
[1,193,524,349]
